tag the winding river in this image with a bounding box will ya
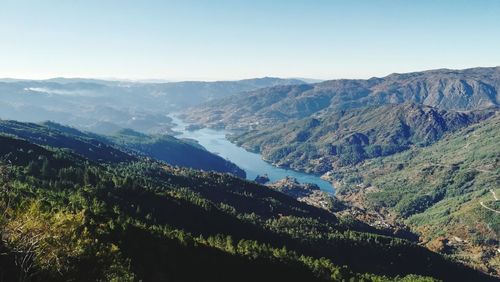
[170,116,335,194]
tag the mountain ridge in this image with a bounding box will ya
[0,77,306,135]
[184,67,500,129]
[0,119,245,177]
[229,103,497,173]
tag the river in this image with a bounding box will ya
[170,116,335,194]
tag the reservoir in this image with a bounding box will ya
[170,116,335,194]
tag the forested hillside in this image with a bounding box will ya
[0,128,495,281]
[0,120,244,177]
[330,114,500,276]
[229,103,495,173]
[2,0,499,281]
[108,128,245,177]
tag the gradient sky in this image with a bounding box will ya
[1,0,499,81]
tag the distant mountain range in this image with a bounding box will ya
[184,67,500,129]
[0,77,305,134]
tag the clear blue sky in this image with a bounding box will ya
[1,0,499,81]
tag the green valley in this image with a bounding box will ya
[2,2,500,281]
[0,123,494,281]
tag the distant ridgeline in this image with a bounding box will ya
[184,67,500,129]
[0,119,496,281]
[0,77,305,134]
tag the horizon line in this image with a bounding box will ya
[1,65,499,83]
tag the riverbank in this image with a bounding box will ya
[169,115,335,194]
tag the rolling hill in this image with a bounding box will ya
[0,77,305,134]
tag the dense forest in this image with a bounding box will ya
[0,119,244,177]
[0,122,496,281]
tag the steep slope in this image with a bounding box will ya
[0,120,135,163]
[184,67,500,129]
[330,114,500,276]
[0,120,245,177]
[229,103,495,173]
[108,128,245,177]
[0,127,495,281]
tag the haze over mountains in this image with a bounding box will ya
[0,77,304,134]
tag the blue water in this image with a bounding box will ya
[170,116,335,194]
